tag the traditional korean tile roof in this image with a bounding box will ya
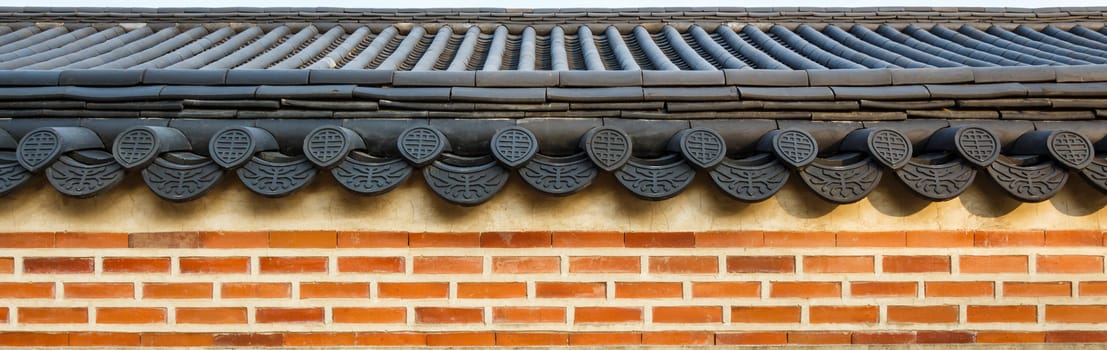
[0,7,1105,205]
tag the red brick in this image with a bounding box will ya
[535,282,605,298]
[926,281,994,297]
[917,331,975,343]
[574,307,642,323]
[258,257,327,273]
[457,282,526,299]
[221,283,290,298]
[200,231,268,248]
[1046,305,1107,323]
[337,257,404,273]
[356,333,426,346]
[770,282,841,298]
[1047,331,1107,343]
[851,282,917,297]
[496,332,568,346]
[1005,281,1071,297]
[615,282,682,298]
[179,257,249,274]
[716,332,787,345]
[0,308,5,323]
[256,308,323,323]
[55,232,128,248]
[788,332,851,344]
[1045,230,1104,247]
[810,306,879,324]
[300,282,369,298]
[492,256,559,273]
[967,305,1037,323]
[0,257,11,274]
[1038,255,1104,273]
[975,230,1045,247]
[64,282,133,298]
[569,256,639,273]
[976,332,1046,343]
[853,332,916,344]
[0,232,53,248]
[0,332,67,346]
[378,282,449,299]
[413,256,482,274]
[960,255,1028,273]
[887,305,959,323]
[177,308,248,324]
[552,231,623,247]
[96,308,165,324]
[837,231,905,247]
[102,257,170,273]
[337,231,408,248]
[140,333,214,347]
[24,257,92,273]
[695,231,763,247]
[480,231,550,247]
[1080,281,1107,296]
[212,334,283,347]
[764,231,835,247]
[571,332,641,345]
[653,306,722,323]
[333,307,406,324]
[492,307,564,323]
[626,232,695,248]
[803,255,874,273]
[906,231,973,247]
[642,332,713,345]
[128,232,200,248]
[409,232,479,248]
[425,332,495,346]
[726,256,794,273]
[19,307,87,323]
[283,333,356,346]
[415,307,483,324]
[883,255,949,273]
[649,256,718,274]
[691,282,760,298]
[143,283,212,299]
[70,333,141,346]
[0,282,54,298]
[732,306,801,323]
[269,230,336,248]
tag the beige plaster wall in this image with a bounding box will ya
[0,170,1104,232]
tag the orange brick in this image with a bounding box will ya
[569,256,639,273]
[968,305,1037,323]
[732,306,801,323]
[0,332,68,346]
[19,307,87,323]
[0,308,5,323]
[333,307,406,323]
[0,257,11,274]
[926,281,994,297]
[649,256,717,274]
[810,306,879,324]
[221,283,290,299]
[128,232,200,248]
[199,231,268,248]
[853,332,916,344]
[212,334,283,346]
[356,333,426,346]
[788,332,852,344]
[96,308,165,324]
[256,308,323,323]
[726,256,795,273]
[102,257,170,273]
[143,283,212,299]
[409,232,479,248]
[0,282,54,298]
[975,230,1045,247]
[1080,281,1107,296]
[24,257,93,274]
[140,333,214,346]
[337,231,408,248]
[1046,305,1107,323]
[259,257,327,273]
[888,305,959,323]
[269,230,336,248]
[976,332,1046,343]
[851,282,917,297]
[716,332,788,345]
[837,231,905,247]
[1045,230,1104,247]
[642,331,713,345]
[0,232,54,248]
[535,282,605,298]
[574,307,642,323]
[770,282,841,298]
[481,231,551,247]
[496,333,568,346]
[764,231,835,247]
[492,256,559,273]
[177,308,247,324]
[961,255,1028,273]
[1047,331,1107,343]
[571,332,641,345]
[653,306,722,323]
[283,333,356,346]
[803,256,874,273]
[64,283,133,299]
[415,307,483,324]
[378,282,449,299]
[425,332,495,346]
[906,231,973,247]
[337,257,403,273]
[457,282,526,299]
[1005,282,1071,297]
[70,333,141,346]
[691,282,760,298]
[55,233,128,248]
[615,282,682,298]
[300,282,369,299]
[179,257,249,274]
[552,231,624,247]
[916,331,975,344]
[1038,255,1104,273]
[883,255,949,273]
[413,256,482,274]
[695,231,763,247]
[625,232,695,248]
[492,307,564,324]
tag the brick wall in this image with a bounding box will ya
[1,230,1106,346]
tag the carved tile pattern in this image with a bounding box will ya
[681,129,725,168]
[491,128,538,167]
[424,160,508,206]
[18,130,60,170]
[869,129,911,169]
[800,158,882,204]
[988,159,1068,202]
[709,158,789,202]
[398,127,445,166]
[142,157,223,202]
[1080,159,1107,193]
[304,128,347,166]
[211,129,252,168]
[1049,131,1092,169]
[774,130,817,167]
[586,128,631,171]
[237,156,317,197]
[331,156,411,195]
[614,157,695,200]
[45,156,125,198]
[114,128,156,167]
[896,160,976,200]
[0,159,30,196]
[957,128,999,166]
[518,153,597,196]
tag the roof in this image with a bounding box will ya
[0,7,1105,206]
